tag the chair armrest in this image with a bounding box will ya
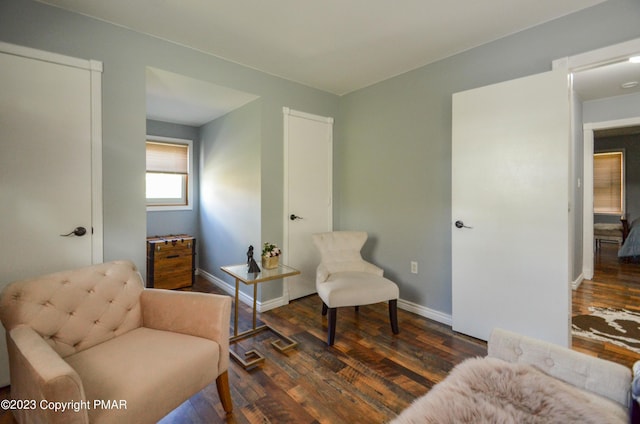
[141,289,231,373]
[316,263,330,283]
[7,325,87,424]
[488,328,631,408]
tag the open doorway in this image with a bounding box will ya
[569,41,640,360]
[582,120,640,272]
[572,122,640,360]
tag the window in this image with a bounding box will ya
[593,151,624,215]
[146,137,192,210]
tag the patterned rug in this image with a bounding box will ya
[572,307,640,354]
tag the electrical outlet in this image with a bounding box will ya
[410,261,418,274]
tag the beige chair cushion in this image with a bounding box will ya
[319,271,399,308]
[65,327,219,424]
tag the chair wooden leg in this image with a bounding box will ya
[389,299,399,335]
[322,302,328,316]
[327,307,337,346]
[216,371,233,414]
[354,305,359,312]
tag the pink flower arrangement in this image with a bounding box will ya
[262,242,281,257]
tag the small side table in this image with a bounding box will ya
[220,263,300,369]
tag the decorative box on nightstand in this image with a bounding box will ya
[146,234,195,289]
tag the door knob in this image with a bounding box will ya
[290,214,304,221]
[455,220,472,229]
[61,226,87,237]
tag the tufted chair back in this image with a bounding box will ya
[0,260,144,358]
[312,231,371,274]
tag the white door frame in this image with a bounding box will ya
[282,107,333,301]
[582,116,640,279]
[0,41,103,264]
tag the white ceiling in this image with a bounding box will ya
[146,67,259,126]
[573,59,640,101]
[41,0,608,95]
[38,0,640,126]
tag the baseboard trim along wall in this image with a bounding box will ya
[197,268,453,325]
[197,268,289,313]
[571,273,585,291]
[398,298,453,326]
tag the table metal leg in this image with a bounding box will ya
[229,277,298,369]
[252,284,257,329]
[234,279,239,337]
[229,348,265,369]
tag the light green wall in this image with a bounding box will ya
[198,100,263,299]
[0,0,339,278]
[336,0,640,314]
[2,0,640,315]
[584,91,640,123]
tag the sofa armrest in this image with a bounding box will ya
[7,325,87,424]
[141,289,231,373]
[488,328,631,408]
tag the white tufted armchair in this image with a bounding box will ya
[0,260,232,424]
[312,231,400,346]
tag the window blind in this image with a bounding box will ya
[593,151,623,215]
[146,142,188,174]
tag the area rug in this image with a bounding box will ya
[572,306,640,354]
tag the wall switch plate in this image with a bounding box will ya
[411,261,418,274]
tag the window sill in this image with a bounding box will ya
[147,205,193,212]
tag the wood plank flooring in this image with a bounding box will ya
[571,242,640,368]
[1,246,639,423]
[157,279,487,424]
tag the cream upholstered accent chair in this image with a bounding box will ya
[312,231,400,346]
[0,260,232,424]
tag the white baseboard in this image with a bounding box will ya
[198,268,452,325]
[398,298,452,326]
[197,268,288,313]
[571,273,585,290]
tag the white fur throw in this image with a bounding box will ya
[390,357,627,424]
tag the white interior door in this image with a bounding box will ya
[283,108,333,300]
[451,69,571,346]
[0,43,102,385]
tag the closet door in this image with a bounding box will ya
[0,42,102,385]
[283,108,333,300]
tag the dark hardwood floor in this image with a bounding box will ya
[571,242,640,368]
[156,279,487,424]
[2,247,639,423]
